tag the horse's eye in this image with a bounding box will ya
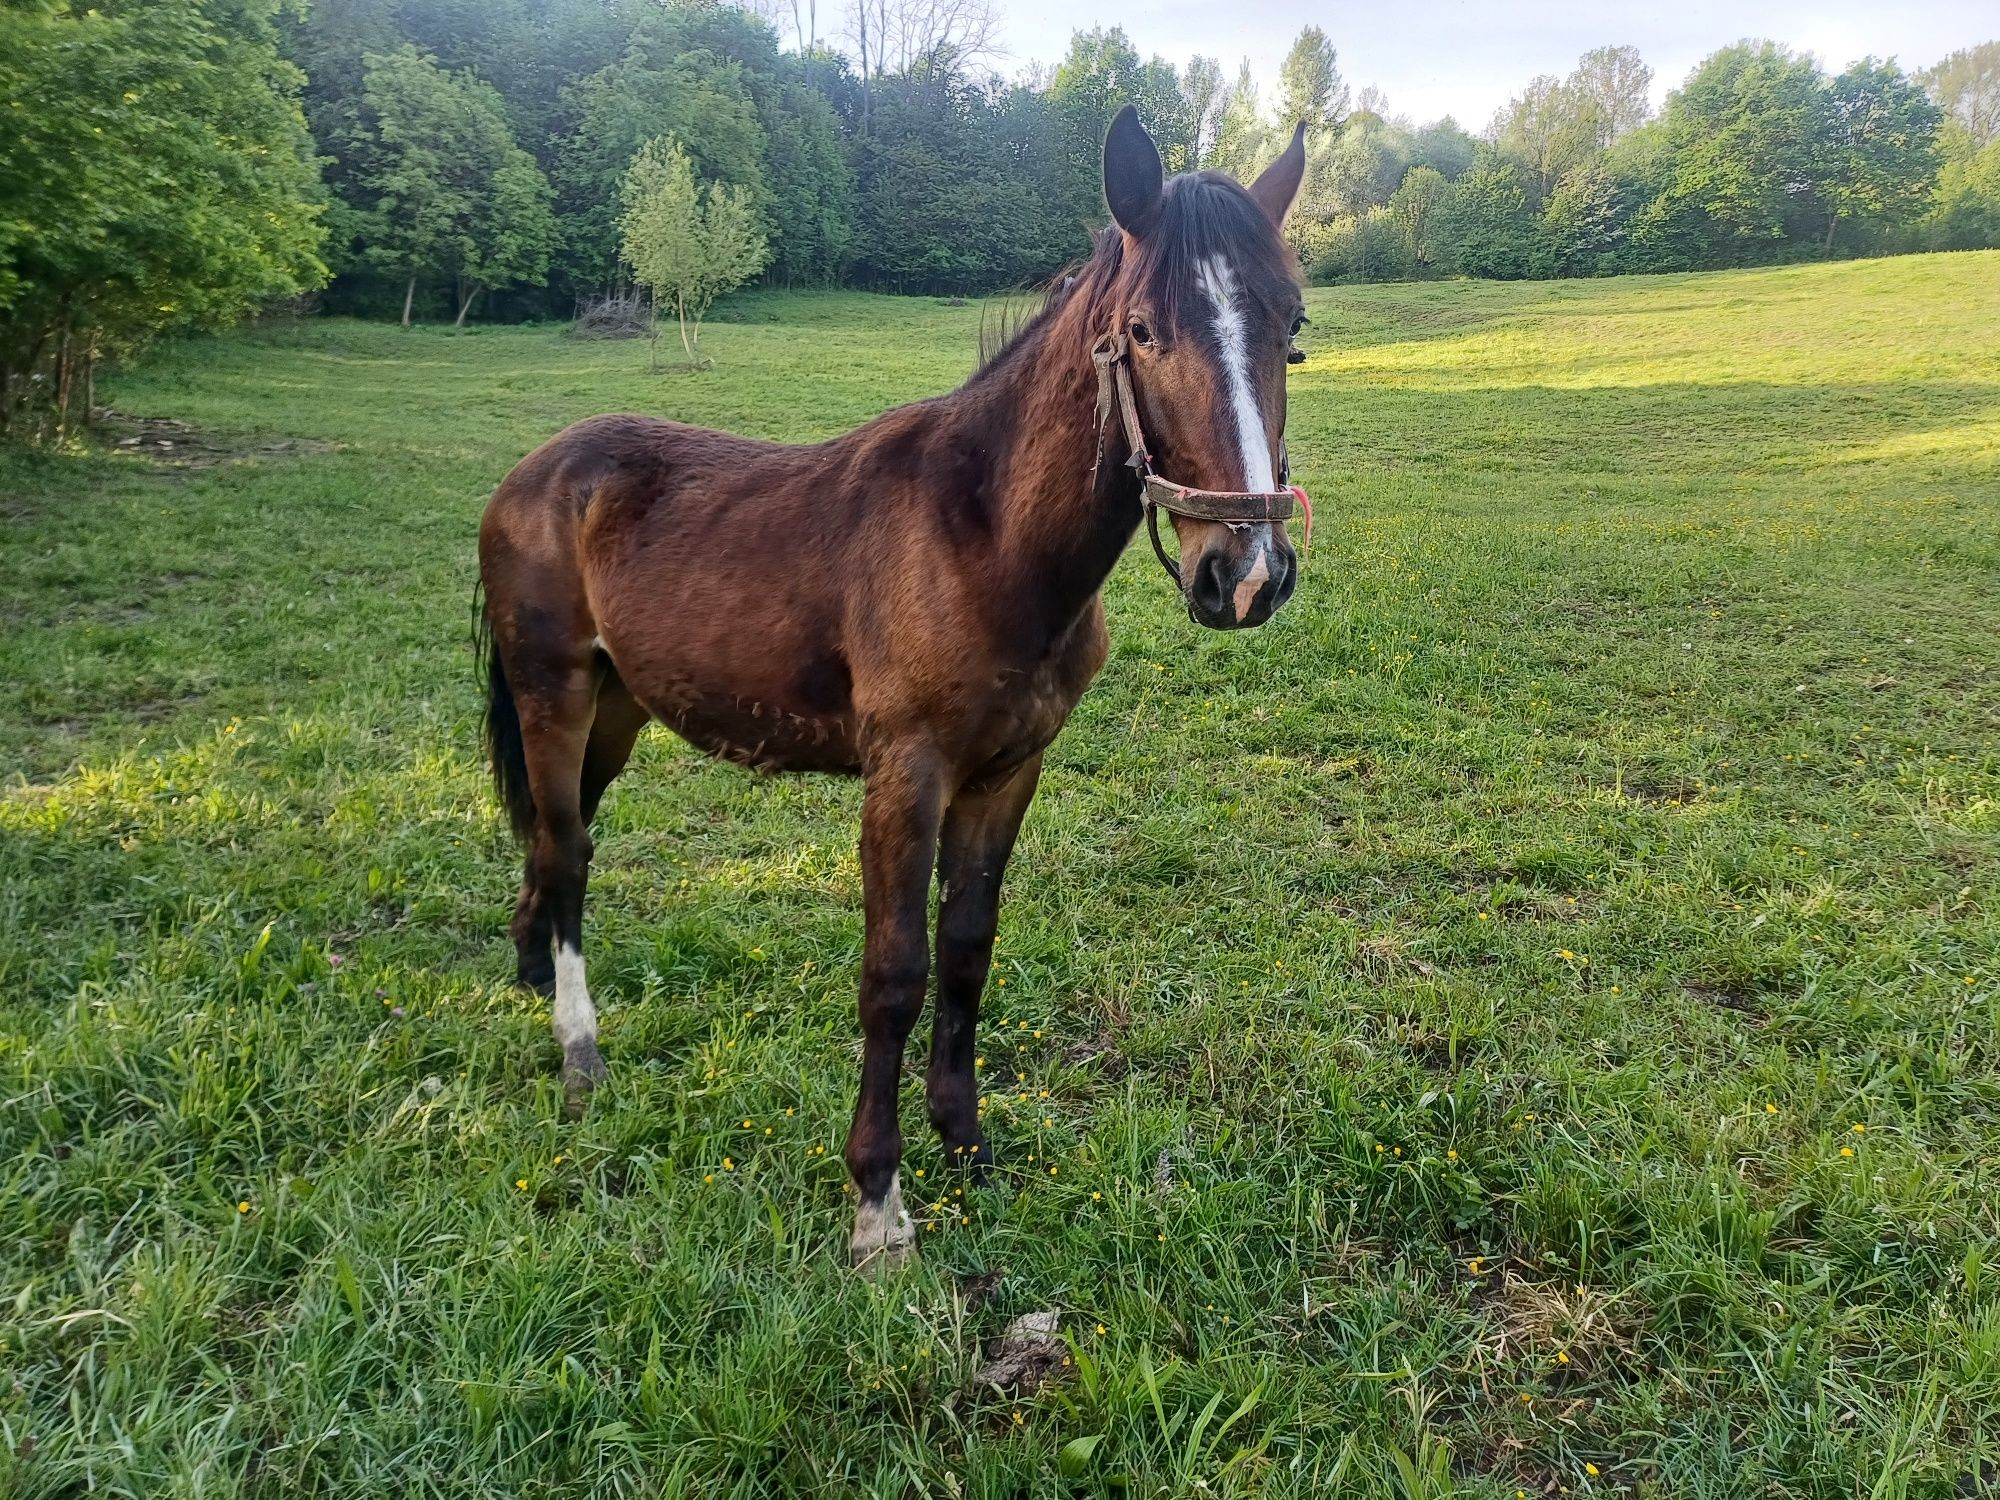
[1128,316,1154,348]
[1289,313,1309,338]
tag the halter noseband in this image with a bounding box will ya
[1092,330,1310,587]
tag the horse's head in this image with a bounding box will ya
[1097,106,1308,631]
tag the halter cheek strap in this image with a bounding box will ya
[1091,332,1303,587]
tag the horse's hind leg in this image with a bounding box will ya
[546,668,648,1104]
[507,643,614,1106]
[928,754,1042,1178]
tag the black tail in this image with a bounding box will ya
[473,586,536,842]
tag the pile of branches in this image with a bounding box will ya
[570,291,652,340]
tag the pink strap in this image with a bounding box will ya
[1289,485,1313,558]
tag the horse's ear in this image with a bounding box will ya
[1103,104,1164,237]
[1247,121,1308,227]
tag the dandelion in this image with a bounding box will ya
[1585,1463,1600,1477]
[237,1201,251,1214]
[516,1178,529,1191]
[1157,1233,1165,1242]
[1556,1349,1569,1365]
[1841,1146,1855,1158]
[704,1173,715,1184]
[723,1158,735,1171]
[1447,1149,1458,1160]
[1765,1103,1778,1114]
[1851,1123,1866,1134]
[1477,912,1491,921]
[1095,1323,1106,1336]
[1468,1257,1484,1274]
[1092,1191,1101,1201]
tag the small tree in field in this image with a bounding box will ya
[618,137,767,370]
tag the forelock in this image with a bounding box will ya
[1125,173,1298,329]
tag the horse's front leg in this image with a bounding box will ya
[845,750,946,1273]
[928,753,1042,1178]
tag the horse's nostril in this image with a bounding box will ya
[1190,551,1231,619]
[1273,549,1298,606]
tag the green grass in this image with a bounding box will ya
[2,251,1997,1498]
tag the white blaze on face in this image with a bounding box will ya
[1196,254,1277,493]
[1198,253,1283,616]
[553,943,596,1051]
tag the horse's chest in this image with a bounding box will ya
[966,612,1106,777]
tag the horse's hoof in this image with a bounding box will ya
[852,1237,918,1277]
[849,1174,916,1275]
[519,966,555,998]
[561,1042,607,1116]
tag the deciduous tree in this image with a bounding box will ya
[0,0,325,441]
[619,136,768,368]
[1921,41,2000,149]
[1821,58,1943,250]
[351,47,555,325]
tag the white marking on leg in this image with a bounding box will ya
[850,1170,915,1270]
[1197,255,1277,493]
[553,943,596,1051]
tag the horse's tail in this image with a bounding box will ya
[473,583,536,842]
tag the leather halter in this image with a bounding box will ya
[1092,330,1305,587]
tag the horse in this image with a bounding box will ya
[476,106,1310,1270]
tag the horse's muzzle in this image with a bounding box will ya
[1186,536,1296,630]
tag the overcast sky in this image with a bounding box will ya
[991,0,1995,127]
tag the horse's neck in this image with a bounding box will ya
[956,306,1142,645]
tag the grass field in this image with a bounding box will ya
[3,251,1998,1498]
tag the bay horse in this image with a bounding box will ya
[477,107,1309,1270]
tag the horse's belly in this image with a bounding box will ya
[626,673,859,775]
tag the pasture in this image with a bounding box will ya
[3,251,1998,1497]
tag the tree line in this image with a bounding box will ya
[3,0,1996,440]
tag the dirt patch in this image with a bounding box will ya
[957,1267,1004,1310]
[1351,932,1439,980]
[972,1310,1069,1396]
[1471,1270,1643,1383]
[1616,776,1702,806]
[96,410,334,470]
[1687,981,1765,1023]
[1060,1027,1129,1082]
